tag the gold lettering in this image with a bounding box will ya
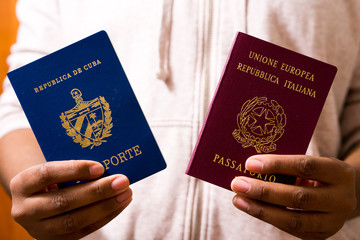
[110,156,120,166]
[237,61,279,85]
[269,175,276,182]
[102,145,142,170]
[124,149,134,159]
[230,160,236,169]
[117,152,127,163]
[309,74,314,81]
[33,59,102,94]
[248,51,279,68]
[211,153,277,182]
[73,68,83,76]
[225,158,231,167]
[213,153,236,169]
[213,154,220,162]
[235,163,242,172]
[102,159,111,170]
[133,145,142,156]
[283,80,316,98]
[83,60,101,71]
[280,63,314,82]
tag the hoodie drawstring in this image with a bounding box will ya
[157,0,174,83]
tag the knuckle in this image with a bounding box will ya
[68,160,83,175]
[345,195,357,214]
[9,176,20,194]
[249,205,265,220]
[257,184,269,200]
[343,163,356,179]
[38,164,54,185]
[52,193,71,212]
[101,205,116,216]
[272,159,282,172]
[92,183,107,198]
[9,169,29,195]
[99,195,126,214]
[11,206,25,222]
[309,215,322,232]
[62,214,81,233]
[11,199,31,223]
[287,215,303,232]
[338,164,357,213]
[291,189,310,209]
[297,156,316,176]
[77,208,119,240]
[102,198,118,213]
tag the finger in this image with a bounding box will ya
[245,155,354,184]
[231,177,332,211]
[58,206,129,240]
[25,174,129,219]
[11,160,105,195]
[232,195,336,239]
[40,188,132,237]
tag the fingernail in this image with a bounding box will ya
[231,178,250,193]
[233,196,250,211]
[89,164,104,177]
[246,158,263,172]
[111,175,129,191]
[116,189,132,203]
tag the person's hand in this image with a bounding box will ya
[10,160,132,240]
[231,155,357,240]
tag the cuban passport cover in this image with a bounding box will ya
[186,32,337,191]
[7,31,166,187]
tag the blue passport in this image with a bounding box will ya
[7,31,166,187]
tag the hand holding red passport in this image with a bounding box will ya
[186,32,337,190]
[184,33,358,238]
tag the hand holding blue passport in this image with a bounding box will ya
[7,31,166,187]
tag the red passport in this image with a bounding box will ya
[186,32,337,191]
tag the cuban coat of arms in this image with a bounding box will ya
[60,88,113,149]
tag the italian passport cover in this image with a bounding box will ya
[7,31,166,187]
[186,32,337,190]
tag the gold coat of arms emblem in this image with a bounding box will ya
[232,96,286,153]
[60,89,113,149]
